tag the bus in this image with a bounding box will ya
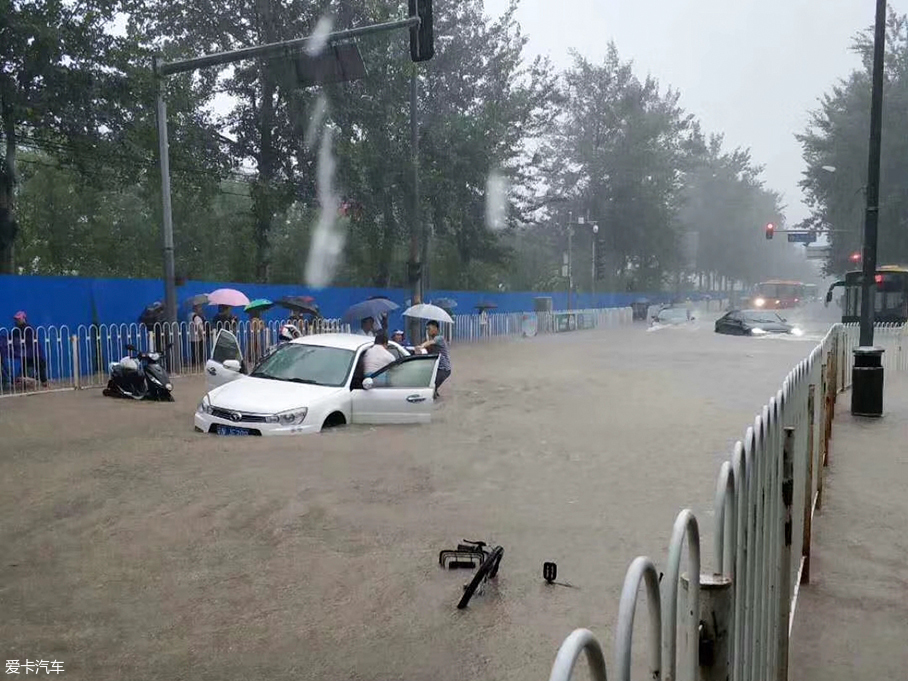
[804,284,818,302]
[825,265,908,324]
[747,280,807,310]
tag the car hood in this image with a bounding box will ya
[208,377,344,413]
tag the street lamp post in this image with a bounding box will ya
[592,223,599,305]
[565,215,599,310]
[851,0,887,417]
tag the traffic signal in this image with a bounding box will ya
[408,0,434,62]
[765,223,774,240]
[850,252,861,263]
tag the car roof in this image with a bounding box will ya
[290,333,374,351]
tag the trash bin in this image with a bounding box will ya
[851,346,885,417]
[631,300,650,321]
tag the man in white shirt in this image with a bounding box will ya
[362,331,396,375]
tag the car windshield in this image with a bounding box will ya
[658,308,688,321]
[741,311,786,325]
[249,344,356,387]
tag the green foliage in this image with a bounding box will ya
[799,10,908,275]
[5,0,815,293]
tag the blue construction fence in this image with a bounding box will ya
[0,274,709,330]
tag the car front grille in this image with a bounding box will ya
[211,407,268,423]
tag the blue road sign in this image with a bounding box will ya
[787,231,817,244]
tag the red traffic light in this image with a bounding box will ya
[874,274,883,284]
[765,223,774,240]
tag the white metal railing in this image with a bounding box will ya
[0,307,635,397]
[548,321,906,681]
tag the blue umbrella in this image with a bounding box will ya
[432,297,458,310]
[342,298,399,323]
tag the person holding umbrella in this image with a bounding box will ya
[189,302,206,368]
[244,299,273,363]
[417,320,451,398]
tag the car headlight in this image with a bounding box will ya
[751,327,768,336]
[197,394,213,414]
[754,298,766,307]
[791,327,804,337]
[165,383,173,391]
[265,407,308,425]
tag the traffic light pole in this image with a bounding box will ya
[152,15,422,323]
[852,0,887,417]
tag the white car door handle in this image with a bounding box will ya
[407,394,426,403]
[207,367,217,375]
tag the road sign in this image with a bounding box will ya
[787,231,817,244]
[806,246,831,260]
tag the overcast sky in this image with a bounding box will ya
[484,0,900,226]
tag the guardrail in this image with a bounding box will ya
[0,307,635,398]
[548,321,906,681]
[838,322,907,389]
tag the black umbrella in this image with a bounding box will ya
[138,302,166,326]
[475,301,498,310]
[277,296,321,317]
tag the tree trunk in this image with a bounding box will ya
[0,106,18,273]
[252,0,279,282]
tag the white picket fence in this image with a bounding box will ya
[0,307,635,398]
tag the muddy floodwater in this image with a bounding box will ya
[0,308,836,680]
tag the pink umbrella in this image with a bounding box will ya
[207,288,250,307]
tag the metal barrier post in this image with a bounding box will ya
[777,427,795,681]
[681,573,733,681]
[801,386,815,585]
[71,335,81,389]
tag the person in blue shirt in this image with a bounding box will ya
[417,320,451,398]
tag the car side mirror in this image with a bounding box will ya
[362,377,374,390]
[223,359,241,372]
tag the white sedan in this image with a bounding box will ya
[195,331,440,436]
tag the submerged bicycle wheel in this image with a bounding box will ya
[457,546,504,610]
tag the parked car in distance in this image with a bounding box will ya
[195,331,440,436]
[651,306,694,326]
[714,310,804,337]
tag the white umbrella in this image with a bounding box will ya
[402,303,454,324]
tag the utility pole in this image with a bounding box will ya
[408,66,423,343]
[567,211,573,311]
[852,0,887,417]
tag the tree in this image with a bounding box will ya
[798,9,908,275]
[538,45,696,292]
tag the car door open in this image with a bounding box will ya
[205,329,245,390]
[350,354,439,425]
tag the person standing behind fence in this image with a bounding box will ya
[418,320,451,398]
[11,311,48,386]
[188,304,206,368]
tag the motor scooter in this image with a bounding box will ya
[103,344,174,401]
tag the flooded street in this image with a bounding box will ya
[1,307,836,680]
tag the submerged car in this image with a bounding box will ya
[195,331,440,436]
[714,310,804,337]
[651,306,695,325]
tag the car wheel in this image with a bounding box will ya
[322,412,347,430]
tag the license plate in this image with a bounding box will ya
[216,425,252,436]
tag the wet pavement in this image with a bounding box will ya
[0,305,838,680]
[790,372,908,681]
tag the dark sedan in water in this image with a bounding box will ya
[714,310,804,337]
